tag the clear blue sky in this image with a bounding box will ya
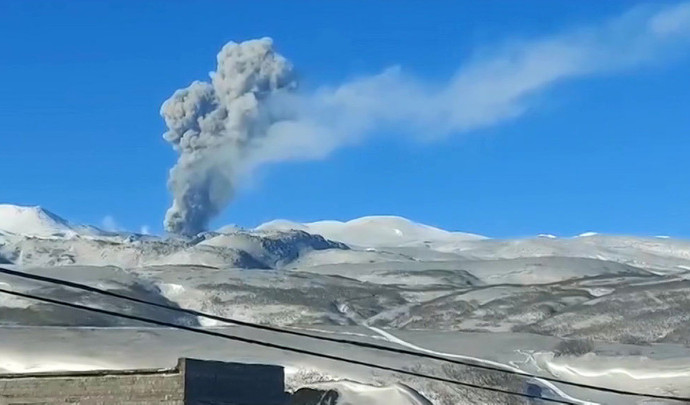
[1,1,689,238]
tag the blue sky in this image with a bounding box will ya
[1,1,689,238]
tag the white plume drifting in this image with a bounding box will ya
[162,3,690,235]
[162,38,295,235]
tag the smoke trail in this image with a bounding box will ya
[161,38,295,235]
[162,3,690,235]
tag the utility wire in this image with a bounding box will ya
[0,266,687,402]
[0,286,577,405]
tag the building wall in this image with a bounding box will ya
[182,358,288,405]
[0,370,184,405]
[0,358,289,405]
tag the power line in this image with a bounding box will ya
[0,286,577,405]
[0,266,686,403]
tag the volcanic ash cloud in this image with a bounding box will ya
[161,38,295,236]
[161,4,690,235]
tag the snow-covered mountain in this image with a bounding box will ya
[256,216,485,247]
[0,204,106,238]
[3,203,690,404]
[0,205,349,268]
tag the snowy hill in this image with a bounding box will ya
[0,205,349,268]
[3,204,690,403]
[0,205,76,237]
[256,216,485,247]
[0,204,105,238]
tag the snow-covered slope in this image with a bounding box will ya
[0,205,349,268]
[424,234,690,273]
[1,230,347,269]
[292,381,433,405]
[257,216,485,247]
[3,204,690,403]
[0,205,95,238]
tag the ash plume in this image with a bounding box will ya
[162,3,690,235]
[162,38,295,235]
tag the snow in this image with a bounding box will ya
[300,381,432,405]
[577,232,599,238]
[3,204,690,403]
[0,281,33,308]
[534,351,690,398]
[257,216,486,247]
[0,205,76,237]
[0,204,110,239]
[364,327,594,405]
[1,326,687,404]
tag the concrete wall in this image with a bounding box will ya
[0,358,288,405]
[0,369,184,405]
